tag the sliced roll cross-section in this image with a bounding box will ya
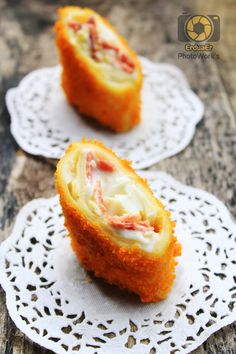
[55,140,181,302]
[55,6,143,132]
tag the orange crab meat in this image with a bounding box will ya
[94,180,107,213]
[86,152,95,181]
[107,214,155,232]
[96,158,114,172]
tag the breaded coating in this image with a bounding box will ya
[55,140,181,302]
[55,7,143,132]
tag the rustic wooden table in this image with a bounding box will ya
[0,0,235,353]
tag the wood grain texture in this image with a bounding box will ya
[0,0,235,353]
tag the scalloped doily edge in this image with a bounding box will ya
[6,60,204,168]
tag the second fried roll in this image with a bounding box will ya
[56,140,181,302]
[55,6,143,132]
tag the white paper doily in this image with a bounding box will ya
[6,57,204,169]
[0,172,235,354]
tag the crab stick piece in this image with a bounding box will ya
[54,6,143,132]
[55,140,181,302]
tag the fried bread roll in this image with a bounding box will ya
[55,6,143,132]
[56,140,181,302]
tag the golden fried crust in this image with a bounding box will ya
[54,6,143,133]
[55,140,181,302]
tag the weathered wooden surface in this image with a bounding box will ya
[0,0,236,353]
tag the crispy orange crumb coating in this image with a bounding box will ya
[54,7,143,132]
[55,139,181,302]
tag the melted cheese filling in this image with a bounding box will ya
[66,148,171,253]
[64,11,137,85]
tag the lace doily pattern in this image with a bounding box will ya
[6,57,204,169]
[0,172,235,354]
